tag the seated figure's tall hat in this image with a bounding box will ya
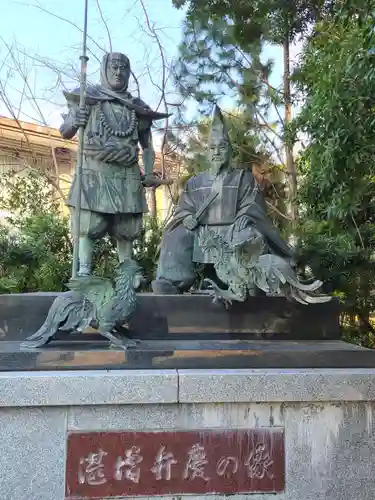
[209,104,233,164]
[210,105,229,141]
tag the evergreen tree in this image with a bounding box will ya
[172,0,335,223]
[293,5,375,344]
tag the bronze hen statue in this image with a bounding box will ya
[198,227,331,308]
[21,259,142,350]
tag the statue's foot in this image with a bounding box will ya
[109,339,139,350]
[77,263,92,277]
[100,331,138,350]
[21,331,56,349]
[21,337,51,349]
[204,279,233,309]
[151,278,181,295]
[213,295,232,309]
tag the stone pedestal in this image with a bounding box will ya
[2,292,375,370]
[0,293,341,342]
[0,293,374,498]
[0,368,374,500]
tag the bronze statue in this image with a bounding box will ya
[21,259,142,349]
[21,52,171,350]
[61,52,169,276]
[153,106,330,306]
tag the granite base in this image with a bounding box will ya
[0,368,374,500]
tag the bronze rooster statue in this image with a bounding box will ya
[21,259,142,350]
[198,226,331,308]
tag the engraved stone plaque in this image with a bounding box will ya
[65,429,285,498]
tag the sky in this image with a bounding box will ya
[0,0,301,149]
[0,0,188,127]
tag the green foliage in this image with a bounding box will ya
[1,168,61,218]
[0,170,162,293]
[172,0,335,112]
[0,170,72,293]
[133,216,163,286]
[173,0,333,45]
[293,8,375,344]
[171,0,324,227]
[173,12,271,113]
[0,213,72,293]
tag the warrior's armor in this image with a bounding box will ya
[60,52,169,276]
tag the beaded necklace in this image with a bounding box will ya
[99,102,137,138]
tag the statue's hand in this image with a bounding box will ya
[74,108,90,128]
[183,214,199,231]
[142,174,158,188]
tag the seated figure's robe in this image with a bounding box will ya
[156,168,294,286]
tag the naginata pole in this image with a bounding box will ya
[71,0,89,278]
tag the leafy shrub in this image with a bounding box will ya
[0,169,162,293]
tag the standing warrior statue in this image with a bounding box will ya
[61,52,170,276]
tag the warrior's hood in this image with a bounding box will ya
[100,52,129,93]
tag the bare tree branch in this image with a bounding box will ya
[0,40,72,198]
[22,1,107,55]
[265,199,292,221]
[0,1,184,218]
[138,0,171,182]
[95,0,112,52]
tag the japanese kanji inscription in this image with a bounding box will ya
[66,429,285,499]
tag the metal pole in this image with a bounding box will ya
[71,0,89,278]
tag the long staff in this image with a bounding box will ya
[71,0,89,278]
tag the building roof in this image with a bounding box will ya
[0,115,181,177]
[0,115,76,159]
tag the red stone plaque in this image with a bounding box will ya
[65,429,285,499]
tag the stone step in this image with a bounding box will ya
[0,339,373,370]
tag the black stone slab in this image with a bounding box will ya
[0,292,340,342]
[0,340,373,370]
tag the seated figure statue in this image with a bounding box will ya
[152,106,330,306]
